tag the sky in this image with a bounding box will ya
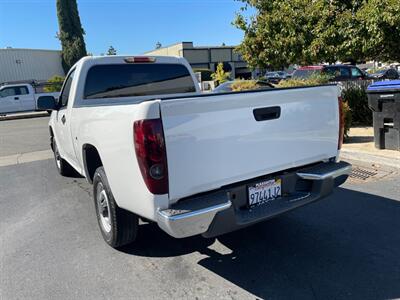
[0,0,249,55]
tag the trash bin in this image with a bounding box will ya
[367,80,400,150]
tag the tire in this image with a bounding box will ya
[52,139,75,176]
[93,167,138,248]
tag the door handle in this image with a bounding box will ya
[14,97,19,100]
[253,106,281,121]
[61,115,66,124]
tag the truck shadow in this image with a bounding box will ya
[121,187,400,300]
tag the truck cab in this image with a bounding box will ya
[0,83,59,115]
[0,84,35,114]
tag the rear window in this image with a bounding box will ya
[84,63,196,99]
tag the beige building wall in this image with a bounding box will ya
[183,49,209,64]
[210,49,232,63]
[145,42,253,79]
[232,51,242,62]
[145,43,184,57]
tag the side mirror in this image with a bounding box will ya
[37,96,57,111]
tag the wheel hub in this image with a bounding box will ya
[96,183,112,233]
[54,146,61,169]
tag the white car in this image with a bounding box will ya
[0,83,59,115]
[38,55,351,248]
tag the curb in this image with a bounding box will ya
[0,111,49,121]
[0,150,53,167]
[340,149,400,168]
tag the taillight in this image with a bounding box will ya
[338,96,344,150]
[134,119,168,194]
[124,56,156,63]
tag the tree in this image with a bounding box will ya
[356,0,400,62]
[234,0,400,69]
[211,63,231,86]
[56,0,87,73]
[234,0,319,69]
[107,46,117,55]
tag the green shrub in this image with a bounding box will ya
[44,75,65,92]
[211,63,230,86]
[231,80,261,92]
[277,74,332,88]
[342,86,372,126]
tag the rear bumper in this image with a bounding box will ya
[157,161,351,238]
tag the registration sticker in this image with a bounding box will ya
[248,179,282,206]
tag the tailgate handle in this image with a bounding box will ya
[253,106,281,121]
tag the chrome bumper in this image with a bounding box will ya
[157,200,232,238]
[157,161,351,239]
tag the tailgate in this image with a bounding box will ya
[160,85,340,201]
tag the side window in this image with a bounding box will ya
[324,67,341,79]
[59,69,75,108]
[340,67,351,78]
[12,86,29,95]
[0,87,17,97]
[388,69,399,79]
[351,67,363,78]
[19,86,29,95]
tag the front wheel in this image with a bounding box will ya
[93,167,138,248]
[52,139,75,176]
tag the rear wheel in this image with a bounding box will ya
[52,139,75,176]
[93,167,138,248]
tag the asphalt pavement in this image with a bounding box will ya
[0,116,50,156]
[1,117,399,300]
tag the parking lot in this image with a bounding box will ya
[1,116,400,300]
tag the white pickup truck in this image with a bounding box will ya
[0,83,59,115]
[38,55,351,248]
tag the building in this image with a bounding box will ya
[0,48,64,83]
[145,42,253,79]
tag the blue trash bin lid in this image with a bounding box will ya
[367,80,400,91]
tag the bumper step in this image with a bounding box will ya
[158,161,352,239]
[297,161,352,180]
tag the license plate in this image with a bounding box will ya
[248,179,282,206]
